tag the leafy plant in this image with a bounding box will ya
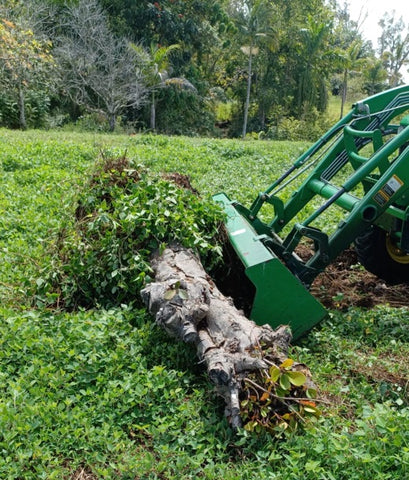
[154,83,217,136]
[0,17,55,130]
[241,357,320,434]
[35,152,224,309]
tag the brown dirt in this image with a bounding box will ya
[307,247,409,310]
[70,465,98,480]
[163,172,199,195]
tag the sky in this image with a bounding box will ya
[346,0,409,82]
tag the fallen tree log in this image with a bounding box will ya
[141,244,308,430]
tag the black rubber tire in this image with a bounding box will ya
[354,226,409,284]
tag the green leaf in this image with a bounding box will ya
[178,289,188,300]
[304,405,320,415]
[306,388,317,399]
[287,371,307,387]
[269,366,281,383]
[244,421,258,432]
[279,373,291,391]
[275,387,290,397]
[305,460,321,472]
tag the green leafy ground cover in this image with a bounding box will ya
[0,129,408,479]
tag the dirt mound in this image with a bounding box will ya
[310,247,409,310]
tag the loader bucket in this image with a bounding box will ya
[213,193,327,339]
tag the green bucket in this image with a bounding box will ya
[213,193,327,339]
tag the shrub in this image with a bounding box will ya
[0,90,51,129]
[268,108,334,142]
[155,83,217,136]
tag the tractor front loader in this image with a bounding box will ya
[214,84,409,339]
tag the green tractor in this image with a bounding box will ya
[214,84,409,339]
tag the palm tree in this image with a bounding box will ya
[339,40,366,118]
[296,19,333,116]
[231,0,275,138]
[378,13,409,87]
[363,58,388,96]
[131,43,180,131]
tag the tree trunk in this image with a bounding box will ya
[18,84,27,131]
[150,91,156,131]
[340,69,348,120]
[242,45,253,140]
[141,245,293,428]
[108,112,116,132]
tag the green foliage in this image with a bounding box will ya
[99,0,231,62]
[0,127,309,306]
[0,306,234,479]
[0,89,51,129]
[267,108,334,142]
[36,153,224,308]
[241,357,320,435]
[0,303,408,479]
[154,84,217,136]
[378,12,409,86]
[1,0,393,136]
[1,130,409,479]
[297,305,409,411]
[70,112,112,132]
[0,129,95,308]
[0,16,56,129]
[325,305,409,345]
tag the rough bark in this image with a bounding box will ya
[141,244,293,428]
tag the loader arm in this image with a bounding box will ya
[214,84,409,339]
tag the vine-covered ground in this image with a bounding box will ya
[0,129,408,479]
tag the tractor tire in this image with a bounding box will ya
[354,226,409,284]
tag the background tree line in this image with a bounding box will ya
[0,0,408,138]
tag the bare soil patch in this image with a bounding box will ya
[309,247,409,310]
